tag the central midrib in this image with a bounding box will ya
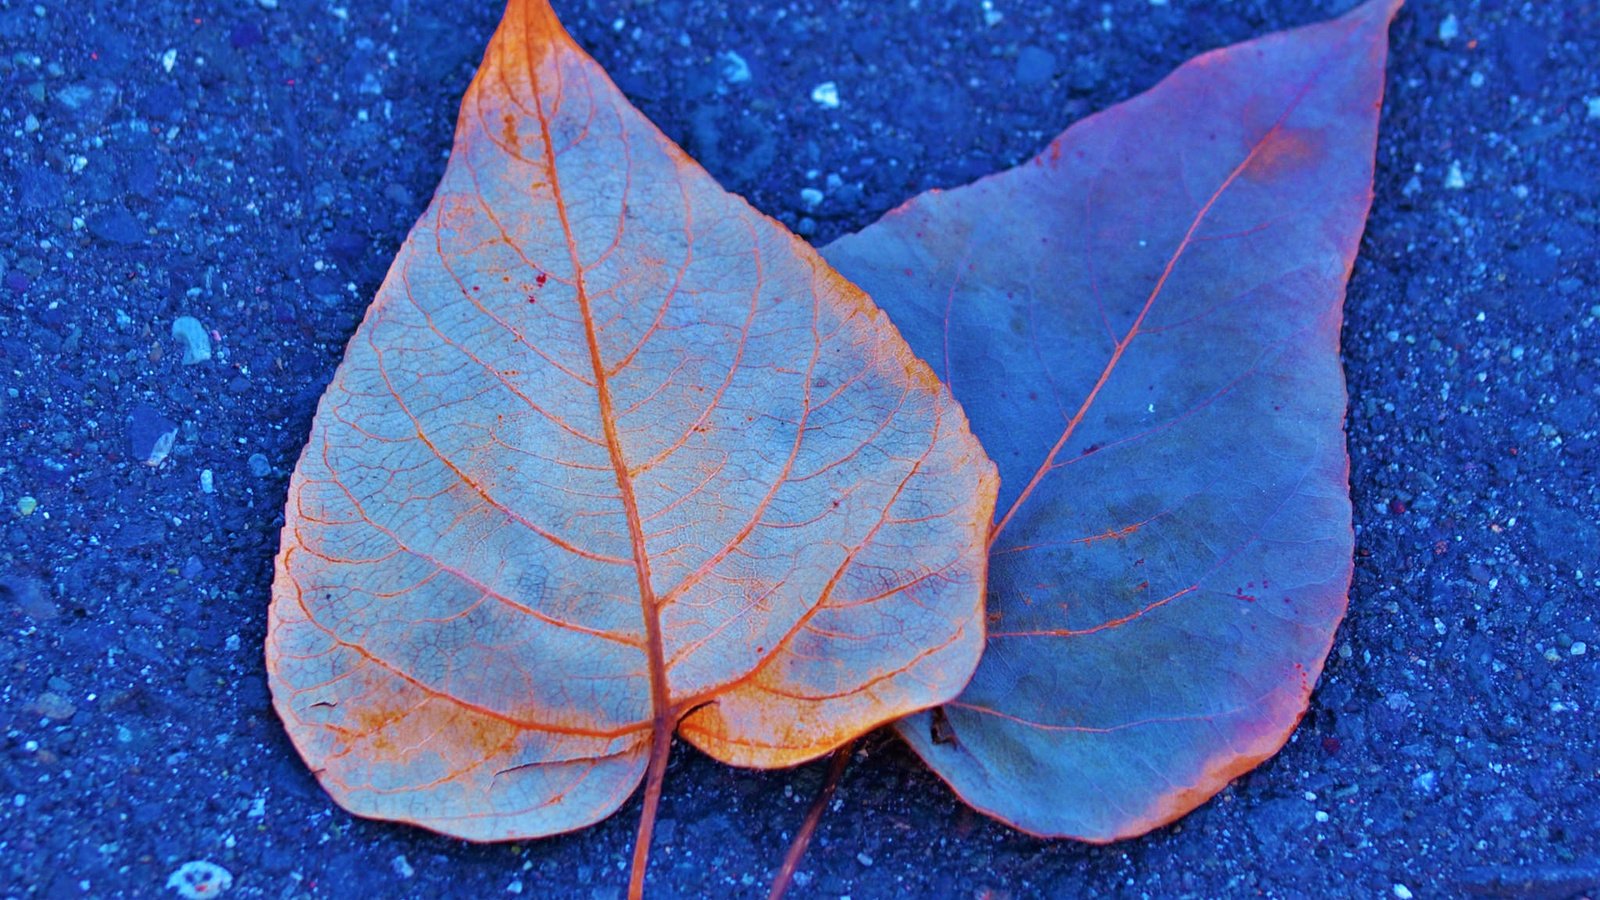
[986,26,1351,550]
[525,53,670,737]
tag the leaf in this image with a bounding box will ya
[821,0,1401,840]
[265,0,996,850]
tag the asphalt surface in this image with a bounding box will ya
[2,0,1597,897]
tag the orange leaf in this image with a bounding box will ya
[265,0,996,857]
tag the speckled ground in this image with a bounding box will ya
[1,1,1597,897]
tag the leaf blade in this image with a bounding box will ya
[822,0,1400,840]
[267,0,996,841]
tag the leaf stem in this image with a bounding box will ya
[767,740,854,900]
[628,721,675,900]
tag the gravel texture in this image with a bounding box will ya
[2,0,1597,897]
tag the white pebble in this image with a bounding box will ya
[200,469,214,494]
[172,316,213,364]
[1571,641,1587,656]
[1394,885,1414,900]
[810,81,841,110]
[1438,14,1459,43]
[800,187,824,208]
[1444,161,1467,190]
[392,854,415,878]
[718,51,751,85]
[166,861,233,899]
[161,48,177,73]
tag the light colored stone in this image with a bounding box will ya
[171,315,212,364]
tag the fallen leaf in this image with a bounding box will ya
[266,0,995,873]
[822,0,1401,840]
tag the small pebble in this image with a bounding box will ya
[810,81,840,110]
[17,496,38,516]
[1438,14,1459,43]
[800,187,824,208]
[718,51,751,85]
[1571,641,1588,656]
[166,861,233,899]
[128,404,179,466]
[30,691,76,721]
[856,852,874,867]
[1394,885,1414,900]
[248,453,272,477]
[172,315,213,364]
[1444,161,1467,190]
[3,576,56,620]
[1015,46,1057,86]
[200,469,215,493]
[24,113,40,132]
[392,855,415,878]
[257,0,279,8]
[1588,97,1600,120]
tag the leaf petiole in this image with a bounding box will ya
[768,739,855,900]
